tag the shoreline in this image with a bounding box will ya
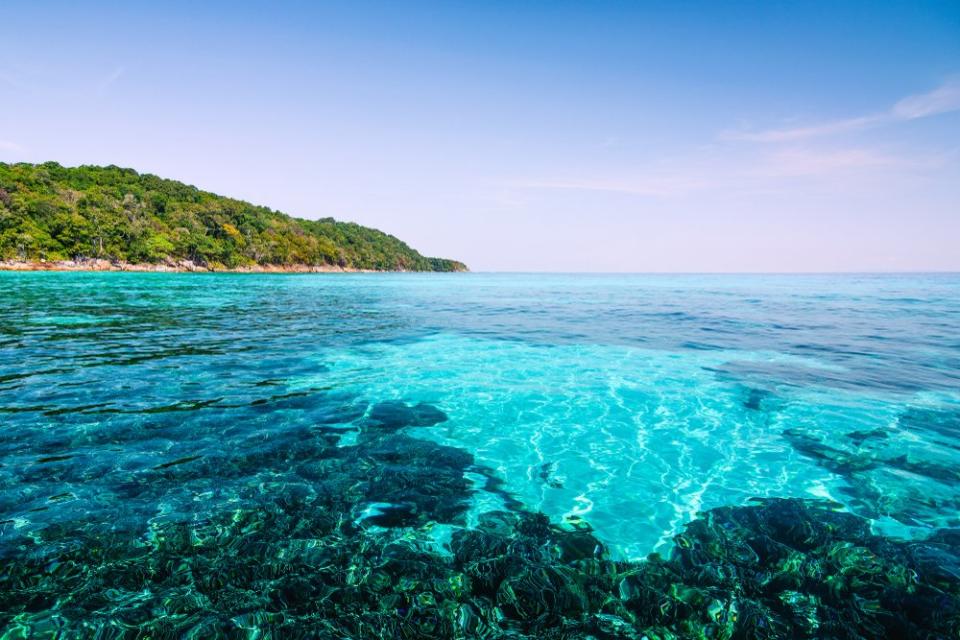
[0,260,410,274]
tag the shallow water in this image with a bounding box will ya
[1,272,959,636]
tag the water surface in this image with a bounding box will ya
[2,272,959,636]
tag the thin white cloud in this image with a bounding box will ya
[0,140,23,152]
[892,78,960,119]
[516,146,933,198]
[756,147,898,177]
[97,66,125,93]
[722,77,960,143]
[519,176,715,197]
[515,79,956,201]
[720,115,883,143]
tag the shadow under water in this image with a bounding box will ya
[781,407,960,531]
[2,400,959,639]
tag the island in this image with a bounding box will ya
[0,162,467,272]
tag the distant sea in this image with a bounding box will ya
[2,272,958,635]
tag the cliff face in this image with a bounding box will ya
[0,162,467,272]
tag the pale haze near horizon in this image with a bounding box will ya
[1,1,958,272]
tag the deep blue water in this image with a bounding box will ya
[1,272,959,636]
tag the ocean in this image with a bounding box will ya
[2,272,958,637]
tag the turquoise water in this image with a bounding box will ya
[2,272,959,636]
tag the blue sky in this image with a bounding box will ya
[2,1,958,271]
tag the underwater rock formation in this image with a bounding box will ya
[3,462,959,638]
[782,423,960,529]
[365,400,450,430]
[898,407,960,451]
[2,400,960,638]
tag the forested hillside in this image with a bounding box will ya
[0,162,466,271]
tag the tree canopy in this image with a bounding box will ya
[0,162,466,271]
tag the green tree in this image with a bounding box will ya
[0,162,467,271]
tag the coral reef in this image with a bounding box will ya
[2,402,958,638]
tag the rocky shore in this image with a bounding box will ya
[0,259,383,273]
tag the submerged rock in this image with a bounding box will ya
[9,493,958,639]
[356,433,474,527]
[365,401,449,430]
[742,386,773,411]
[2,393,959,640]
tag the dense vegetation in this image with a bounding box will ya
[0,162,466,271]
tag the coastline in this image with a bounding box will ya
[0,259,396,273]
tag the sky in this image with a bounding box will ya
[1,1,959,272]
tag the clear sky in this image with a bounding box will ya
[2,1,958,271]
